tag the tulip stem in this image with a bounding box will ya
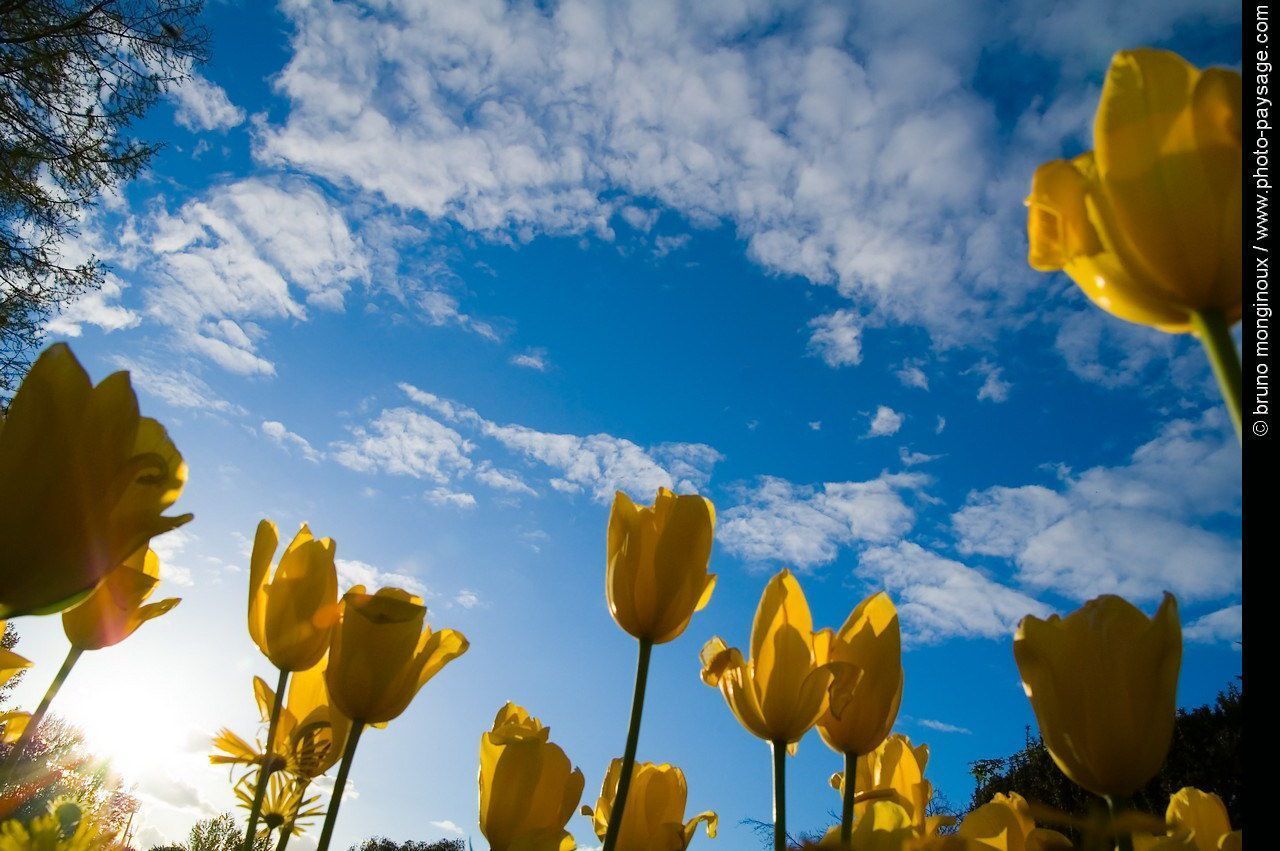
[839,751,856,844]
[1105,796,1135,851]
[0,645,82,788]
[771,740,787,851]
[315,721,364,851]
[1191,309,1243,443]
[243,668,289,851]
[602,638,653,851]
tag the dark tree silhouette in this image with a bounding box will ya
[349,838,466,851]
[969,683,1242,832]
[1,0,208,395]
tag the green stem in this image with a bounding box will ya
[0,645,82,788]
[601,639,653,851]
[1106,796,1135,851]
[839,751,856,846]
[315,721,365,851]
[1191,309,1243,443]
[771,740,788,851]
[243,669,289,851]
[276,823,291,851]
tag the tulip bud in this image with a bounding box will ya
[607,488,716,644]
[1014,594,1181,798]
[478,703,584,851]
[700,570,859,748]
[583,759,717,850]
[248,520,340,672]
[1,344,191,618]
[818,592,903,757]
[325,586,467,724]
[61,547,180,650]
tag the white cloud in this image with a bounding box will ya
[262,420,322,463]
[170,69,246,132]
[952,412,1241,602]
[150,528,198,587]
[335,558,430,596]
[453,589,482,609]
[1053,309,1205,391]
[431,820,467,837]
[895,362,930,390]
[398,383,720,501]
[898,447,941,466]
[111,356,245,415]
[331,408,474,482]
[858,542,1051,643]
[1183,604,1242,646]
[142,178,370,374]
[867,405,904,437]
[46,274,140,337]
[426,486,478,508]
[510,348,549,370]
[475,462,538,496]
[807,309,863,367]
[419,290,501,341]
[719,473,926,569]
[970,360,1011,403]
[917,718,972,735]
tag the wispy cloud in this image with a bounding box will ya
[261,420,322,463]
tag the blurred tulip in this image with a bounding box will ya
[1014,594,1181,799]
[0,712,29,745]
[479,702,584,851]
[62,547,179,651]
[607,488,716,644]
[816,801,915,850]
[249,520,340,672]
[1026,50,1244,436]
[701,570,858,851]
[0,800,110,850]
[1150,788,1238,851]
[0,624,31,689]
[325,586,468,724]
[957,793,1072,850]
[583,759,716,851]
[0,343,191,618]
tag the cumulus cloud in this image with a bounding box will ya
[807,309,864,367]
[110,356,245,415]
[398,383,720,501]
[719,473,927,569]
[1183,604,1242,646]
[262,420,322,463]
[858,542,1051,643]
[952,412,1240,602]
[336,558,429,596]
[896,361,930,390]
[331,408,474,482]
[255,0,1157,349]
[46,274,140,337]
[169,69,246,132]
[867,405,904,437]
[141,177,371,374]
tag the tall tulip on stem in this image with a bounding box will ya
[315,587,468,851]
[242,520,340,851]
[700,571,859,851]
[601,489,716,851]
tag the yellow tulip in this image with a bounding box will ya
[0,343,191,618]
[1013,593,1181,798]
[607,488,716,644]
[325,586,468,724]
[818,591,903,757]
[700,570,858,748]
[582,759,717,850]
[61,547,180,650]
[957,793,1072,851]
[479,702,584,851]
[816,801,915,850]
[0,712,30,745]
[1159,788,1237,851]
[1026,49,1241,333]
[248,520,341,672]
[830,734,945,835]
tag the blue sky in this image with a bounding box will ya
[9,0,1242,848]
